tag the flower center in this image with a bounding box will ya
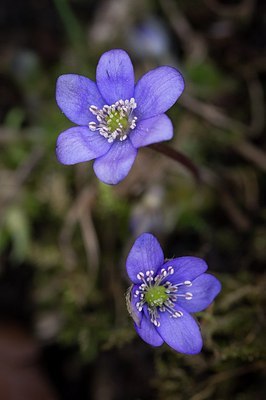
[88,98,137,143]
[145,286,168,307]
[134,267,193,327]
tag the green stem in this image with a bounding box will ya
[53,0,86,60]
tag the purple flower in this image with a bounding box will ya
[56,49,184,184]
[126,233,221,354]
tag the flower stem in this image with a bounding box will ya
[148,143,201,182]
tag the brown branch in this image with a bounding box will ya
[180,93,247,132]
[148,143,201,182]
[59,185,100,285]
[159,0,206,61]
[204,0,255,18]
[0,147,44,222]
[180,93,266,171]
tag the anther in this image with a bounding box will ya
[88,98,137,142]
[88,122,97,131]
[168,266,174,274]
[137,272,144,280]
[173,311,183,318]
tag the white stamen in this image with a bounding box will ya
[88,98,137,142]
[173,310,183,318]
[185,292,193,300]
[168,266,174,274]
[137,272,144,280]
[131,265,196,326]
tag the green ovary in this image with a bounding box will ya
[145,286,169,307]
[106,111,128,132]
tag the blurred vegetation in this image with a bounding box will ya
[0,0,265,399]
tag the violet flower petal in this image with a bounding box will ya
[93,139,137,185]
[134,66,184,120]
[126,233,164,284]
[135,311,164,347]
[176,273,222,313]
[96,49,135,105]
[56,74,105,125]
[130,285,143,327]
[56,126,111,165]
[157,306,203,354]
[162,257,208,285]
[129,114,173,148]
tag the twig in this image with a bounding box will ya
[180,93,266,171]
[201,168,251,231]
[237,141,266,172]
[77,190,100,280]
[204,0,255,19]
[219,189,250,231]
[190,361,265,400]
[148,143,201,182]
[0,147,44,222]
[159,0,206,61]
[59,185,100,285]
[245,73,265,137]
[180,93,248,132]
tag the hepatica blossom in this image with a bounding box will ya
[56,49,184,184]
[126,233,221,354]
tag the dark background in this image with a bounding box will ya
[0,0,265,399]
